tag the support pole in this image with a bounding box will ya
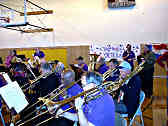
[24,0,27,23]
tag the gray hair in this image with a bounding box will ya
[41,63,52,74]
[63,70,75,81]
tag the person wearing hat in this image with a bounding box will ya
[114,61,141,119]
[122,44,135,71]
[138,44,156,98]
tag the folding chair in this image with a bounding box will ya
[0,108,6,126]
[120,90,145,126]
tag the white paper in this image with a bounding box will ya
[0,81,28,113]
[2,73,13,84]
[10,123,14,126]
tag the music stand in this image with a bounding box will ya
[0,57,3,64]
[17,55,26,61]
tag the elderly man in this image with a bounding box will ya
[114,61,141,119]
[39,69,83,126]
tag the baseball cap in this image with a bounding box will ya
[118,61,132,71]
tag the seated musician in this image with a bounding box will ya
[70,56,88,82]
[114,61,141,119]
[52,72,115,126]
[53,60,65,74]
[106,58,120,82]
[75,56,88,72]
[40,69,83,126]
[5,50,17,68]
[38,63,61,97]
[95,56,109,74]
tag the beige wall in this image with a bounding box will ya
[0,0,168,48]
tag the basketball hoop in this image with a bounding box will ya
[0,17,10,23]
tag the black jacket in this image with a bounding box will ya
[121,75,141,118]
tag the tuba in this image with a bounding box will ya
[88,53,100,71]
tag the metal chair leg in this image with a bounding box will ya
[0,109,6,126]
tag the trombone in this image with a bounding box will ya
[21,70,56,91]
[16,61,145,126]
[102,67,118,81]
[15,79,81,125]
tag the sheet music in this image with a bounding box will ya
[0,81,28,113]
[2,73,13,84]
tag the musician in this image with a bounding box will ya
[53,60,65,74]
[45,70,83,126]
[106,58,120,82]
[38,63,61,97]
[122,44,135,71]
[114,61,141,119]
[76,56,88,72]
[5,50,30,86]
[137,45,156,98]
[95,56,109,74]
[70,56,88,83]
[13,63,29,87]
[33,48,46,64]
[74,72,115,126]
[34,48,45,59]
[5,50,17,68]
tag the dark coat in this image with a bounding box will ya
[121,75,141,118]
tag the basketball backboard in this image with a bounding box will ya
[0,0,53,33]
[0,0,27,27]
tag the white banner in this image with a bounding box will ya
[90,43,140,61]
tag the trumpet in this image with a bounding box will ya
[17,61,145,126]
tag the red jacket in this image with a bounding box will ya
[157,52,168,75]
